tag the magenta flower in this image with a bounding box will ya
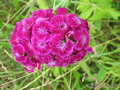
[32,35,51,55]
[10,34,21,45]
[12,44,26,63]
[23,58,41,72]
[10,7,93,72]
[82,20,90,31]
[51,34,74,57]
[21,39,34,57]
[68,51,86,64]
[56,55,69,67]
[74,29,90,50]
[50,15,69,35]
[32,9,46,19]
[32,9,54,21]
[56,7,68,15]
[12,44,25,57]
[67,13,82,29]
[16,18,34,40]
[87,47,93,54]
[33,21,50,35]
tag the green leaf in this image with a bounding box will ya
[77,0,91,12]
[61,67,67,72]
[79,60,91,77]
[0,20,4,28]
[109,42,119,47]
[53,0,69,10]
[52,67,60,76]
[74,72,81,79]
[94,22,102,30]
[97,66,107,83]
[93,48,120,58]
[3,23,14,29]
[106,8,120,19]
[92,0,112,7]
[89,9,106,20]
[80,7,94,19]
[53,1,64,10]
[37,0,48,9]
[12,0,19,7]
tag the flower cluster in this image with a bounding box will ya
[10,7,93,72]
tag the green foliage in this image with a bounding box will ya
[12,0,19,7]
[97,65,107,83]
[37,0,48,9]
[77,0,120,20]
[0,20,4,28]
[79,60,91,77]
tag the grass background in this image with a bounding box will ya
[0,0,120,90]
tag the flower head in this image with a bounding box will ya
[10,7,93,72]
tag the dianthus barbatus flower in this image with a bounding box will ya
[32,34,51,55]
[73,29,90,50]
[51,34,74,57]
[50,15,69,35]
[33,21,50,35]
[67,13,82,29]
[17,18,34,40]
[12,44,26,63]
[10,7,93,72]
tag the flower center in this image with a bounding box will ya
[40,42,44,46]
[15,53,20,57]
[59,23,67,30]
[22,26,27,32]
[59,43,66,50]
[37,42,45,48]
[38,28,46,33]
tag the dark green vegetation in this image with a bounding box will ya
[0,0,120,90]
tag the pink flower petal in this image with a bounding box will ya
[12,44,25,57]
[67,13,82,29]
[33,21,50,35]
[56,7,68,15]
[74,29,90,50]
[10,34,21,45]
[16,18,34,39]
[32,36,51,55]
[23,58,41,72]
[50,15,70,35]
[51,35,74,57]
[32,9,46,19]
[16,56,27,63]
[87,47,93,54]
